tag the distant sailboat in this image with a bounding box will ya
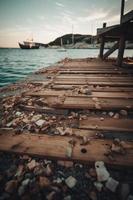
[58,38,67,52]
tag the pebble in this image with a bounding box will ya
[66,145,73,158]
[57,160,73,168]
[15,111,22,116]
[22,178,30,186]
[65,176,77,188]
[31,115,42,122]
[18,185,25,196]
[95,161,110,182]
[5,180,18,193]
[113,113,120,119]
[35,119,46,127]
[120,183,130,200]
[46,191,56,200]
[108,112,114,117]
[89,168,97,178]
[27,160,38,170]
[45,164,53,176]
[89,190,97,200]
[120,110,128,116]
[105,177,119,192]
[64,195,71,200]
[15,165,24,177]
[100,117,104,121]
[39,176,51,188]
[94,181,103,192]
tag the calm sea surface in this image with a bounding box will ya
[0,48,133,87]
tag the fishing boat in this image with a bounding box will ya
[18,38,39,49]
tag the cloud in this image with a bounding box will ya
[38,15,45,20]
[55,2,65,8]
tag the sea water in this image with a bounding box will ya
[0,48,133,87]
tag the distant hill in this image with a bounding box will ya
[47,34,93,46]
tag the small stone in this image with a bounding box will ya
[18,185,25,196]
[113,113,120,119]
[15,165,24,177]
[57,160,73,168]
[31,115,42,122]
[27,160,38,170]
[39,176,51,188]
[120,110,128,116]
[100,117,104,121]
[105,177,119,192]
[45,164,53,176]
[108,112,114,117]
[53,177,62,184]
[22,179,30,186]
[89,190,97,200]
[66,145,73,158]
[102,112,107,115]
[65,176,77,188]
[94,181,103,192]
[64,195,71,200]
[120,183,130,200]
[111,143,121,153]
[46,191,56,200]
[35,119,46,127]
[95,161,110,182]
[89,168,97,178]
[5,180,18,193]
[16,111,22,116]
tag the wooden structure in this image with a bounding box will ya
[97,0,133,66]
[0,58,133,168]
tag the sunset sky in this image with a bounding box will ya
[0,0,132,47]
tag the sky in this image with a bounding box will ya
[0,0,132,47]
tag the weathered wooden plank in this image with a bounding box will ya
[59,68,121,71]
[0,132,133,167]
[57,74,133,78]
[103,42,119,59]
[79,117,133,132]
[26,90,133,99]
[19,105,69,115]
[55,77,133,82]
[46,96,133,110]
[52,85,133,92]
[59,70,133,74]
[54,80,133,86]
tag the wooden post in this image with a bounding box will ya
[120,0,125,24]
[103,42,119,59]
[99,23,106,59]
[117,34,125,67]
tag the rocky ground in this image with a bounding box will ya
[0,152,133,200]
[0,58,133,200]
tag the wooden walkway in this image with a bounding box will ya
[0,58,133,168]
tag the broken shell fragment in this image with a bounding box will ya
[95,161,110,182]
[105,177,119,192]
[65,176,77,188]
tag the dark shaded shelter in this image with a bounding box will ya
[97,0,133,66]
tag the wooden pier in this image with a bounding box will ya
[0,58,133,168]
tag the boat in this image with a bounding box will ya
[18,38,39,49]
[57,38,67,52]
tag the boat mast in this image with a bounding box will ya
[61,38,63,47]
[72,24,74,45]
